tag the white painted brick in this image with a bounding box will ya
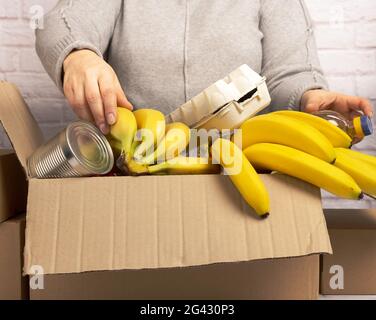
[0,20,35,47]
[326,76,356,95]
[25,98,64,123]
[306,0,376,23]
[0,48,19,72]
[0,0,21,18]
[319,50,375,75]
[5,72,63,99]
[356,22,376,48]
[0,73,5,80]
[315,24,355,49]
[22,0,57,18]
[19,48,45,72]
[356,75,376,99]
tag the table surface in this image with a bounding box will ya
[320,295,376,300]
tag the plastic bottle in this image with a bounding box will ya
[313,110,373,145]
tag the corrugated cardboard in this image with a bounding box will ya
[0,214,28,300]
[24,174,330,275]
[0,150,27,223]
[0,81,332,300]
[30,255,319,300]
[321,209,376,295]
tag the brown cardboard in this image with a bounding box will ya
[321,209,376,295]
[0,150,27,223]
[0,81,332,300]
[0,214,28,300]
[30,255,319,300]
[0,81,44,174]
[23,174,331,275]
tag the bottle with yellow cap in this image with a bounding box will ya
[313,110,373,146]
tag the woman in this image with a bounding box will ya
[36,0,373,134]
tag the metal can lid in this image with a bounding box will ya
[66,121,114,175]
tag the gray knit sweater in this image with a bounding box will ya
[35,0,328,115]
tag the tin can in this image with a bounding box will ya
[27,121,114,179]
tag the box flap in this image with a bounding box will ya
[324,209,376,229]
[24,174,331,275]
[0,81,44,175]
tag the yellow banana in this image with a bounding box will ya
[107,107,137,159]
[335,148,376,168]
[139,122,191,165]
[244,143,363,200]
[132,109,166,160]
[272,110,352,148]
[148,157,220,175]
[233,114,336,163]
[211,138,270,218]
[334,149,376,196]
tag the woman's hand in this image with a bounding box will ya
[301,89,373,120]
[63,49,133,134]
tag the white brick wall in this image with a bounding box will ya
[0,0,375,208]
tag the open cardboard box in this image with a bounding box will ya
[0,81,332,300]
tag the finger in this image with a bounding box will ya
[344,95,373,117]
[98,75,117,126]
[64,80,94,122]
[115,81,133,110]
[303,102,320,114]
[84,77,108,134]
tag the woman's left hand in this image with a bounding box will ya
[301,89,373,120]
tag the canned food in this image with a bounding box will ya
[27,121,114,179]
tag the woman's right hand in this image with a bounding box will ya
[63,49,133,134]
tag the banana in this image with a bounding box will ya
[107,107,137,159]
[139,122,191,165]
[335,148,376,168]
[233,114,336,163]
[272,110,352,148]
[148,157,220,175]
[334,149,376,196]
[211,138,270,218]
[244,143,363,200]
[132,109,166,160]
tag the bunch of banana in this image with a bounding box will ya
[232,110,376,201]
[233,113,336,163]
[272,110,352,148]
[139,122,191,165]
[334,148,376,197]
[244,143,363,200]
[106,108,137,161]
[148,156,220,175]
[211,138,270,218]
[108,107,216,176]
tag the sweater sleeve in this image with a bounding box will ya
[35,0,122,91]
[259,0,328,111]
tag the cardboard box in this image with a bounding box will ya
[0,214,28,300]
[0,81,332,300]
[0,150,27,223]
[321,209,376,295]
